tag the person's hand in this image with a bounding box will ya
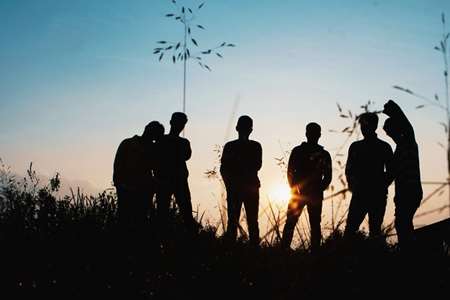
[383,100,400,117]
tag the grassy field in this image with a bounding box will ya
[0,165,448,300]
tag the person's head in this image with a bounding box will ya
[170,112,188,135]
[143,121,165,142]
[383,117,402,143]
[358,112,378,138]
[236,115,253,139]
[306,122,321,144]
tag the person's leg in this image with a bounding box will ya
[117,186,137,229]
[344,195,367,237]
[368,194,387,238]
[155,180,171,230]
[307,199,323,253]
[281,192,305,249]
[174,178,195,231]
[225,186,243,243]
[116,186,126,225]
[148,180,157,222]
[395,198,420,252]
[243,186,260,247]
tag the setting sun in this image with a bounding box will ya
[268,184,292,204]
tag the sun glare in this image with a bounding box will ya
[268,184,292,204]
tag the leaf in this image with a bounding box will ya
[195,56,202,60]
[227,43,236,47]
[188,8,193,14]
[153,50,161,54]
[165,46,173,50]
[415,105,425,109]
[191,38,198,46]
[336,103,342,113]
[202,50,211,54]
[439,122,448,133]
[197,24,205,30]
[442,12,446,24]
[198,2,205,9]
[434,46,441,51]
[198,62,203,67]
[188,27,191,34]
[392,85,413,94]
[159,53,164,61]
[172,55,176,63]
[342,127,350,133]
[182,7,185,13]
[220,42,226,47]
[437,142,445,149]
[204,64,211,71]
[435,94,439,101]
[166,13,174,17]
[175,16,181,20]
[172,0,176,4]
[339,114,348,118]
[216,52,223,58]
[157,41,167,44]
[186,48,190,57]
[175,42,181,50]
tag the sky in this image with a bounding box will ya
[1,0,450,230]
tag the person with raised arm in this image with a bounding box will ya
[382,100,423,252]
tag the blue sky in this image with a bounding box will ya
[1,0,450,225]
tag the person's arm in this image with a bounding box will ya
[384,143,395,187]
[287,148,298,188]
[113,141,126,186]
[220,143,231,183]
[254,142,262,172]
[184,139,192,161]
[383,100,415,142]
[345,144,357,192]
[321,151,332,191]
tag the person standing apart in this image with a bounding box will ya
[281,123,332,253]
[220,115,262,247]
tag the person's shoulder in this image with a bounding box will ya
[290,144,303,154]
[376,138,393,150]
[224,139,238,148]
[163,134,189,144]
[120,135,138,147]
[249,140,262,148]
[292,143,305,151]
[178,136,190,144]
[349,140,363,148]
[318,145,331,158]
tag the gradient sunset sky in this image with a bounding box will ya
[1,0,450,227]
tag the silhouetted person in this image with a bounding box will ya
[344,112,393,239]
[281,123,332,252]
[155,112,195,232]
[383,100,423,252]
[220,115,262,247]
[113,121,165,228]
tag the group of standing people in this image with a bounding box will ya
[113,99,422,252]
[113,112,195,233]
